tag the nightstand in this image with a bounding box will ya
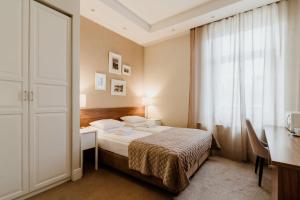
[148,118,162,126]
[80,127,98,171]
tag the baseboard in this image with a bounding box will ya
[15,178,70,200]
[14,169,82,199]
[71,168,82,181]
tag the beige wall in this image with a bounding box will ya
[144,34,190,127]
[80,17,144,108]
[81,16,190,127]
[39,0,81,180]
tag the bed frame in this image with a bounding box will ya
[80,107,145,127]
[80,107,209,193]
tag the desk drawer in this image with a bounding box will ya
[81,132,96,150]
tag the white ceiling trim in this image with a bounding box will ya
[99,0,151,31]
[81,0,280,46]
[99,0,242,32]
[150,0,240,32]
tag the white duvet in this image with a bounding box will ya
[94,127,152,157]
[134,125,172,133]
[93,125,173,157]
[97,127,151,144]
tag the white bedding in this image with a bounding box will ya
[94,125,176,157]
[95,127,152,157]
[134,125,172,133]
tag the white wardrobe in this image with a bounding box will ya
[0,0,71,199]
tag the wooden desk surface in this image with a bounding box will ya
[265,126,300,169]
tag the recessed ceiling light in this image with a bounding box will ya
[90,9,95,12]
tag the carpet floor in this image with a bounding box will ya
[29,156,271,200]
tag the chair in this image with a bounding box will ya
[245,119,270,187]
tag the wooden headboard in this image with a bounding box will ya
[80,107,145,127]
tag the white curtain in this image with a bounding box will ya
[196,1,288,161]
[285,0,300,111]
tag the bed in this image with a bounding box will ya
[80,107,212,193]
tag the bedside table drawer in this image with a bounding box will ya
[81,132,96,150]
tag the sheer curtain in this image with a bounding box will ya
[285,0,300,111]
[189,1,288,161]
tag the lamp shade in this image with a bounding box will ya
[142,97,152,106]
[80,94,86,108]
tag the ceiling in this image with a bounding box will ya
[80,0,279,46]
[117,0,213,24]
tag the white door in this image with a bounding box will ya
[0,0,29,199]
[29,1,71,191]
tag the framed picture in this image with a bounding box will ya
[111,79,126,96]
[109,52,122,75]
[122,65,131,76]
[95,73,106,90]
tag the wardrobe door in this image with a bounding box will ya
[0,0,29,199]
[29,1,71,191]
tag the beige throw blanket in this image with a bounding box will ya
[128,128,212,192]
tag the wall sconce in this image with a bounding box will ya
[80,94,86,108]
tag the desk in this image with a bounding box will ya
[264,126,300,200]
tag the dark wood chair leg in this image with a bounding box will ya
[258,158,265,187]
[255,156,260,174]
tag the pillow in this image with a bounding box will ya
[89,119,125,130]
[125,121,148,128]
[126,120,156,128]
[120,115,146,123]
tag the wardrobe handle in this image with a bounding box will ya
[23,90,28,101]
[30,91,34,101]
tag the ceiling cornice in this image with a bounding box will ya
[82,0,280,46]
[99,0,242,33]
[99,0,151,31]
[150,0,240,32]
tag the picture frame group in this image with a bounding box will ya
[95,52,132,96]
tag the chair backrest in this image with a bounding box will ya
[245,119,268,158]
